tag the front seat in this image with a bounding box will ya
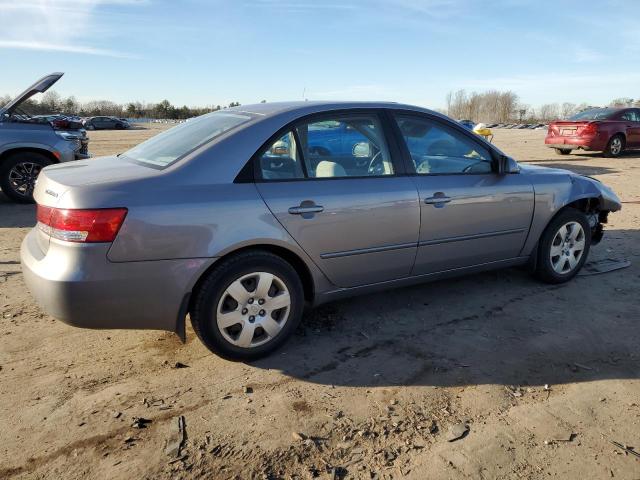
[315,160,347,178]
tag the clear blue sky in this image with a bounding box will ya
[1,0,638,109]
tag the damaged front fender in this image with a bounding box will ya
[518,164,621,255]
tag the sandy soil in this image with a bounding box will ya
[0,126,639,479]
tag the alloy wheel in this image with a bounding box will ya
[610,137,623,156]
[216,272,291,348]
[549,221,586,274]
[8,162,42,198]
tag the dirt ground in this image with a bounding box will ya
[1,125,639,480]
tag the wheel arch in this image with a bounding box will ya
[0,146,60,167]
[185,243,316,326]
[526,196,603,271]
[612,131,626,142]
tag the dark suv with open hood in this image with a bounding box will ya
[0,73,90,203]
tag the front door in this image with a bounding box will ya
[255,112,420,288]
[392,113,535,275]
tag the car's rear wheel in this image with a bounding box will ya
[0,152,52,203]
[555,148,571,155]
[603,134,624,158]
[534,208,591,284]
[191,251,304,360]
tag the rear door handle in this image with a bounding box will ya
[424,194,452,205]
[288,204,324,215]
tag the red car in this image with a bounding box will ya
[545,107,640,157]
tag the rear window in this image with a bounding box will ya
[568,108,617,121]
[123,111,253,167]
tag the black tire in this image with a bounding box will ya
[555,148,571,155]
[0,152,52,203]
[86,123,95,130]
[190,250,305,361]
[603,134,625,158]
[534,208,591,284]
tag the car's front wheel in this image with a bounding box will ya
[191,251,304,360]
[534,208,591,284]
[0,152,51,203]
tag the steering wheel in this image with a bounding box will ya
[367,152,385,176]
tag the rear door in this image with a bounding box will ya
[255,111,420,288]
[621,109,640,146]
[391,112,534,275]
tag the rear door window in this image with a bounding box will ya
[257,113,395,180]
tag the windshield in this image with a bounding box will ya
[123,111,253,167]
[569,108,617,121]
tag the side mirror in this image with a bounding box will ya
[352,142,372,158]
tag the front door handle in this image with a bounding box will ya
[424,193,452,206]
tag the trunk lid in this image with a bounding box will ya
[548,121,597,137]
[0,73,64,116]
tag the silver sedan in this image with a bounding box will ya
[21,102,622,359]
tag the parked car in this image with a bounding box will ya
[22,101,621,360]
[458,119,476,130]
[545,107,640,157]
[0,73,89,203]
[83,116,130,130]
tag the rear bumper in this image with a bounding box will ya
[544,135,607,151]
[20,228,210,332]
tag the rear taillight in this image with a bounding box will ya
[37,205,127,243]
[580,122,598,136]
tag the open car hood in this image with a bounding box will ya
[0,72,64,115]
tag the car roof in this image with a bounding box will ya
[225,101,436,118]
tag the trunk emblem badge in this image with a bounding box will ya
[45,189,59,197]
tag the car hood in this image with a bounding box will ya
[518,163,574,176]
[519,163,622,212]
[0,72,63,116]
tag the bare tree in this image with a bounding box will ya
[445,89,519,123]
[609,97,634,107]
[538,103,560,122]
[561,102,577,119]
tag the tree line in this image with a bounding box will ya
[0,90,245,119]
[445,90,640,123]
[2,87,638,123]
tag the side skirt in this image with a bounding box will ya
[313,257,530,306]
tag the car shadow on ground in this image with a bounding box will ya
[253,228,639,389]
[0,193,36,228]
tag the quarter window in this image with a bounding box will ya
[259,131,305,180]
[395,115,493,174]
